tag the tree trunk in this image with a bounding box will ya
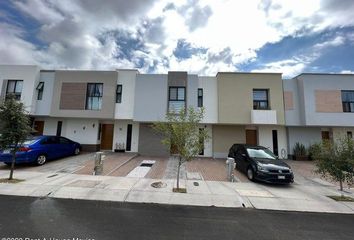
[176,156,182,190]
[339,179,343,193]
[9,144,17,180]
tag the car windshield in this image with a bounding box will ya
[246,148,277,160]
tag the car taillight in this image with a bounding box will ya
[18,147,31,152]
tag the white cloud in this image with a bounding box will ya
[252,59,307,78]
[0,0,353,76]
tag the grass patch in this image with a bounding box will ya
[0,178,25,184]
[327,195,354,202]
[173,187,187,193]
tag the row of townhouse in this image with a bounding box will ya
[0,65,354,159]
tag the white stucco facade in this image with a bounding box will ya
[115,70,137,119]
[198,76,218,124]
[258,125,287,159]
[112,120,139,152]
[0,65,40,114]
[35,71,55,116]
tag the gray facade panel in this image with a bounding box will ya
[133,74,168,122]
[283,79,302,126]
[299,74,354,126]
[187,74,198,109]
[138,123,169,157]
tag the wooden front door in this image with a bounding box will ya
[246,129,257,145]
[101,124,114,150]
[34,121,44,135]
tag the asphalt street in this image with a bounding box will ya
[0,195,353,240]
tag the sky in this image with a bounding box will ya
[0,0,354,78]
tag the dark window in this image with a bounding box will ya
[169,87,185,112]
[198,88,203,107]
[116,84,122,103]
[56,121,62,137]
[253,89,269,110]
[6,80,23,100]
[36,82,44,100]
[341,90,354,112]
[41,136,58,145]
[272,130,278,156]
[59,137,71,144]
[86,83,103,110]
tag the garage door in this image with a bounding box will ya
[138,123,169,157]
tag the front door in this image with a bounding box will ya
[34,121,44,135]
[101,124,114,150]
[246,129,257,145]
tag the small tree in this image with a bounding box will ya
[153,107,209,191]
[311,138,354,193]
[0,95,31,180]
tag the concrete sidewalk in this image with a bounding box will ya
[0,169,353,214]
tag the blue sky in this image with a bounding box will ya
[0,0,354,78]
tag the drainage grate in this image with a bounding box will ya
[140,163,153,167]
[193,182,199,186]
[47,174,58,178]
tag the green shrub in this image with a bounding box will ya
[293,142,307,156]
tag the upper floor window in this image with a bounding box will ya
[253,89,269,110]
[198,88,203,107]
[86,83,103,110]
[342,90,354,112]
[6,80,23,100]
[169,87,185,113]
[116,84,122,103]
[36,82,44,100]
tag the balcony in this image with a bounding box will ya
[251,110,277,124]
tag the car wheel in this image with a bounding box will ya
[74,147,80,155]
[36,155,47,166]
[247,167,255,181]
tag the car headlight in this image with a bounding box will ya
[288,168,293,173]
[257,163,268,172]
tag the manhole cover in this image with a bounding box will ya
[151,181,167,188]
[193,182,199,186]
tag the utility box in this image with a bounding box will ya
[226,157,235,182]
[93,152,105,175]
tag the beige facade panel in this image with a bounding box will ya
[315,90,343,113]
[212,125,245,156]
[283,91,294,110]
[217,73,285,125]
[51,71,117,119]
[59,82,86,110]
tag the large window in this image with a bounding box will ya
[36,82,44,100]
[198,88,203,107]
[116,84,122,103]
[6,80,23,100]
[342,90,354,112]
[253,89,269,110]
[86,83,103,110]
[169,87,185,112]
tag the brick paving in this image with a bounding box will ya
[186,157,249,182]
[74,152,136,176]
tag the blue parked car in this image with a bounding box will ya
[0,136,81,166]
